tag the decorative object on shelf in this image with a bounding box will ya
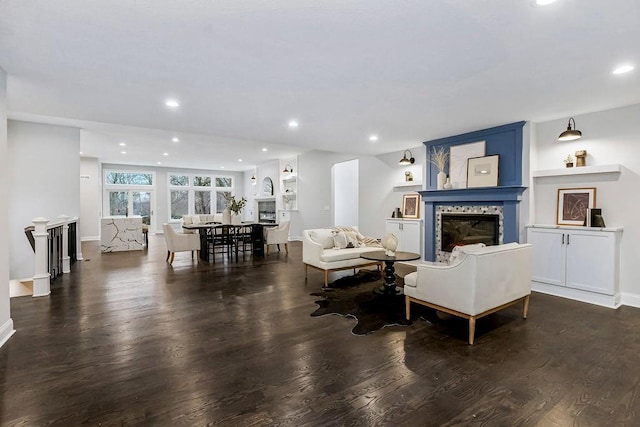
[564,154,574,168]
[381,233,399,256]
[404,171,414,182]
[443,176,453,190]
[428,146,449,190]
[583,208,603,227]
[393,207,402,218]
[575,150,587,167]
[467,155,500,188]
[402,193,420,219]
[262,177,273,196]
[449,141,485,189]
[558,117,582,141]
[556,187,596,226]
[399,150,415,165]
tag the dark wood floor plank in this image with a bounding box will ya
[3,236,640,425]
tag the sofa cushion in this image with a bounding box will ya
[320,248,366,262]
[182,215,193,225]
[309,229,335,249]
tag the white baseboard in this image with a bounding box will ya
[0,318,16,349]
[532,282,621,309]
[81,236,100,242]
[621,292,640,308]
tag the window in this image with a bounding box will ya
[169,175,189,186]
[170,190,189,220]
[106,172,153,185]
[168,173,234,219]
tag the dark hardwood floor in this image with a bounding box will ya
[2,236,640,426]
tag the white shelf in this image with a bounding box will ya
[283,192,297,198]
[254,196,276,201]
[532,164,621,178]
[393,181,423,188]
[282,175,297,182]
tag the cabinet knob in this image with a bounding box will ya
[567,234,570,245]
[562,234,564,244]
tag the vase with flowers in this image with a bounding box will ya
[223,194,247,224]
[429,147,449,190]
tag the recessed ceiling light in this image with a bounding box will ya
[220,166,225,169]
[119,142,126,146]
[121,151,126,154]
[612,64,635,75]
[172,137,180,143]
[163,152,169,156]
[535,0,556,5]
[157,162,162,165]
[262,148,268,152]
[165,99,180,108]
[369,135,379,141]
[288,120,299,128]
[238,159,243,162]
[79,151,83,155]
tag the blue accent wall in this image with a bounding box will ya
[424,121,526,190]
[418,121,527,261]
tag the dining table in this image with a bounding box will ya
[182,222,277,262]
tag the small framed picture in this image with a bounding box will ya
[467,155,500,188]
[557,187,596,226]
[402,194,420,219]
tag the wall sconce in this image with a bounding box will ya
[282,164,293,174]
[399,150,415,165]
[558,117,582,141]
[251,174,257,185]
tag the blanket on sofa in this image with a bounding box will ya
[331,226,382,248]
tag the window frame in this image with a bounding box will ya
[167,173,235,221]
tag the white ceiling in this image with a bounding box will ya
[1,0,638,171]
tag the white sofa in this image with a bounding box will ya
[303,227,383,288]
[182,214,223,226]
[404,242,533,344]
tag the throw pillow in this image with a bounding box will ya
[333,231,349,249]
[449,243,486,265]
[309,229,335,249]
[182,215,193,225]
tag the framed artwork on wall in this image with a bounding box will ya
[467,155,500,188]
[556,187,596,226]
[402,193,420,219]
[449,141,486,189]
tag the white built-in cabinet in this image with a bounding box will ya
[385,219,423,256]
[526,225,622,308]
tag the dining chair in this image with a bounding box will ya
[266,221,290,255]
[210,224,234,262]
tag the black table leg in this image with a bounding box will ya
[375,260,402,296]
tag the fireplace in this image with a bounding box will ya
[441,214,499,252]
[258,201,276,223]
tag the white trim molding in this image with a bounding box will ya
[621,292,640,309]
[0,318,16,348]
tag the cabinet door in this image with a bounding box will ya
[527,228,565,287]
[565,231,615,295]
[385,220,401,236]
[400,221,422,254]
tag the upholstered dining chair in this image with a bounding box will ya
[265,221,290,255]
[162,223,200,264]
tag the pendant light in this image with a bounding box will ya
[558,117,582,141]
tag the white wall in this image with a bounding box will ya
[80,157,101,240]
[0,67,15,348]
[531,103,640,303]
[333,159,359,227]
[7,120,81,282]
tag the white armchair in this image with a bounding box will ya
[404,243,533,344]
[266,221,290,255]
[162,223,201,264]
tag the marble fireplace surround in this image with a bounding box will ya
[419,186,527,262]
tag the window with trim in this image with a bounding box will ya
[168,173,233,219]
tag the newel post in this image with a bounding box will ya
[58,215,71,273]
[32,217,51,297]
